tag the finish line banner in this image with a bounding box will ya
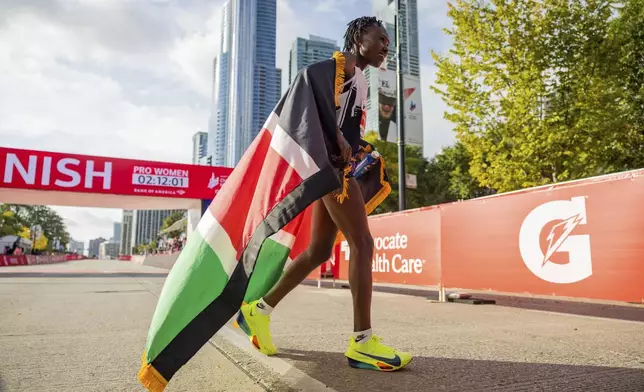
[0,147,232,200]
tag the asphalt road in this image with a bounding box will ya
[0,260,263,392]
[1,260,643,392]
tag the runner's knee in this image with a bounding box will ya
[305,243,333,266]
[349,234,373,261]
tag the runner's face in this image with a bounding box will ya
[358,25,390,68]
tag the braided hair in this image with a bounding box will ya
[342,16,384,53]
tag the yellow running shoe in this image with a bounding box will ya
[345,335,412,371]
[236,300,277,356]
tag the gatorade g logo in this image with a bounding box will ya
[519,196,592,284]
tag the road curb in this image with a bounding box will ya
[211,323,337,392]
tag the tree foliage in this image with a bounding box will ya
[162,211,185,230]
[0,207,25,237]
[161,211,186,238]
[0,204,70,251]
[432,0,644,193]
[34,234,49,251]
[135,244,146,255]
[612,0,644,138]
[365,132,492,214]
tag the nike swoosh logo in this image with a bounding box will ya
[355,351,402,367]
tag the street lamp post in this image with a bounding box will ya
[395,0,406,211]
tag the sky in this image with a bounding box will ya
[0,0,455,245]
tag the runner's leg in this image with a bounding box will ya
[262,199,338,307]
[321,177,373,332]
[264,176,374,332]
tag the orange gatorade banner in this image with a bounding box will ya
[309,169,643,303]
[337,208,441,286]
[441,170,644,303]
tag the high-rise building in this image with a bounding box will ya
[67,239,84,254]
[120,210,133,255]
[131,210,184,249]
[289,35,340,85]
[199,155,213,166]
[192,131,208,164]
[365,0,424,147]
[99,241,120,259]
[208,0,281,167]
[88,237,107,258]
[372,0,420,77]
[112,222,121,242]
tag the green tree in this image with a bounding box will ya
[25,206,70,251]
[611,0,644,160]
[0,204,70,251]
[432,0,644,193]
[365,133,490,213]
[364,132,430,214]
[34,234,48,251]
[161,211,186,238]
[0,206,25,237]
[431,141,495,200]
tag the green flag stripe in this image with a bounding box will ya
[146,214,237,361]
[244,237,291,303]
[197,209,237,279]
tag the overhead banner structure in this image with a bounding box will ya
[0,147,232,200]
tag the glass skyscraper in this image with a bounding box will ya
[372,0,420,77]
[208,0,281,167]
[192,131,208,164]
[131,210,184,249]
[289,35,340,85]
[364,0,424,147]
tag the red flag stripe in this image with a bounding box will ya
[209,109,325,262]
[236,145,304,259]
[209,131,306,261]
[288,206,313,260]
[209,129,272,251]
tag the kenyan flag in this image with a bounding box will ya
[137,52,390,391]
